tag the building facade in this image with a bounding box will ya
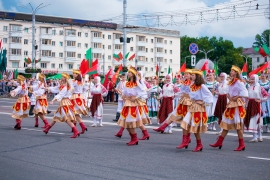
[0,11,180,77]
[242,48,269,70]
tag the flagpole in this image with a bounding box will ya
[123,0,127,68]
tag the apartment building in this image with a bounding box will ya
[0,11,180,77]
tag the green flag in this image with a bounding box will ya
[214,62,218,76]
[0,71,2,80]
[168,65,171,74]
[125,52,130,59]
[86,48,92,67]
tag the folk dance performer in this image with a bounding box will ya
[205,70,219,131]
[10,75,30,130]
[173,75,182,109]
[31,73,49,128]
[214,72,229,135]
[153,69,192,137]
[83,75,94,114]
[176,69,213,152]
[69,69,88,134]
[259,70,270,132]
[244,74,269,142]
[116,67,150,145]
[210,65,248,151]
[147,76,161,122]
[43,72,80,138]
[113,74,127,122]
[89,76,108,127]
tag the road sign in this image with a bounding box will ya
[191,55,196,66]
[189,43,199,55]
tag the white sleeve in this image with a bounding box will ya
[237,81,248,97]
[101,85,108,97]
[201,84,213,104]
[49,86,60,94]
[54,87,67,101]
[13,86,22,96]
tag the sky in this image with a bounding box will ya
[0,0,268,48]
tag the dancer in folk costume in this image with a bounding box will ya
[244,74,269,142]
[89,76,108,127]
[214,72,229,135]
[116,67,150,145]
[43,73,80,138]
[113,73,127,122]
[31,73,49,128]
[205,70,219,130]
[259,70,270,132]
[69,69,88,134]
[177,70,213,152]
[147,76,161,121]
[84,75,94,114]
[173,75,182,109]
[153,69,192,138]
[10,75,30,130]
[210,65,248,151]
[157,74,180,134]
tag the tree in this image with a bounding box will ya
[253,29,270,47]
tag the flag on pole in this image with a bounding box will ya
[242,63,248,77]
[24,57,32,64]
[86,48,92,67]
[112,64,123,84]
[156,64,159,76]
[168,65,171,74]
[201,60,209,76]
[128,53,136,61]
[214,61,218,76]
[35,58,41,63]
[254,44,270,57]
[180,62,186,74]
[125,52,130,59]
[113,53,120,61]
[249,62,269,76]
[103,68,113,87]
[118,52,123,60]
[0,39,2,49]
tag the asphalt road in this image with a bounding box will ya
[0,98,269,180]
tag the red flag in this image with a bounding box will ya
[83,64,99,77]
[180,62,186,73]
[118,52,123,60]
[155,64,159,76]
[92,59,98,67]
[128,53,136,60]
[0,39,2,49]
[201,60,209,71]
[80,59,88,76]
[249,62,269,76]
[112,64,123,84]
[103,69,113,88]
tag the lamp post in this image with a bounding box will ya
[20,3,50,77]
[184,55,191,64]
[240,54,249,64]
[198,49,214,59]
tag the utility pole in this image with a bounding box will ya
[20,3,50,77]
[123,0,127,68]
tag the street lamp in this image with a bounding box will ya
[240,54,250,64]
[198,49,214,59]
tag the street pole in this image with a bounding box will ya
[123,0,127,68]
[103,54,105,75]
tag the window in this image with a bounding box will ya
[257,57,260,62]
[146,48,148,53]
[77,43,81,48]
[164,40,167,44]
[10,49,21,55]
[60,42,63,47]
[23,39,28,45]
[24,51,28,56]
[66,52,76,57]
[93,32,102,38]
[108,55,111,60]
[85,33,88,37]
[146,58,148,62]
[24,28,28,33]
[67,64,73,69]
[41,50,52,57]
[51,63,55,69]
[137,67,142,71]
[59,53,63,58]
[115,45,122,50]
[59,30,63,35]
[156,38,163,43]
[108,35,111,39]
[165,49,167,54]
[41,63,47,68]
[170,50,172,54]
[3,38,7,43]
[108,45,111,49]
[265,57,268,62]
[102,34,105,39]
[138,46,145,51]
[11,37,22,43]
[41,27,52,34]
[66,41,76,46]
[115,34,122,39]
[102,45,105,49]
[85,43,88,48]
[145,67,148,72]
[10,25,21,32]
[164,59,167,63]
[151,58,153,62]
[78,32,81,37]
[151,48,153,53]
[170,41,172,45]
[93,43,102,48]
[170,59,172,63]
[150,67,154,72]
[41,39,52,45]
[138,36,145,41]
[151,39,153,43]
[66,29,76,36]
[157,48,163,53]
[77,53,81,58]
[12,62,19,68]
[130,47,134,51]
[93,53,102,59]
[146,38,148,43]
[59,64,63,69]
[52,52,55,57]
[3,26,8,31]
[52,30,56,35]
[24,62,28,67]
[52,41,55,46]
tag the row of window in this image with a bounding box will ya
[256,57,268,63]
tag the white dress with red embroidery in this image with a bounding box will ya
[70,80,88,116]
[11,84,30,120]
[49,85,76,123]
[32,81,48,115]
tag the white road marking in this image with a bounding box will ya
[22,128,65,135]
[247,156,270,161]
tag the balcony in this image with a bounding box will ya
[9,55,22,61]
[9,31,23,37]
[40,56,52,62]
[156,52,165,58]
[137,41,147,46]
[137,51,147,57]
[65,57,77,63]
[9,43,22,49]
[92,48,103,54]
[40,45,53,51]
[40,34,53,39]
[155,43,164,48]
[65,35,76,41]
[114,39,122,44]
[92,37,103,43]
[65,46,76,52]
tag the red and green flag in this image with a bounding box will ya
[125,52,130,59]
[86,48,92,67]
[180,62,186,74]
[24,57,32,64]
[112,64,123,84]
[113,53,120,61]
[156,64,159,76]
[128,53,136,61]
[254,44,270,57]
[35,58,41,63]
[242,63,248,77]
[118,52,123,60]
[249,62,269,76]
[201,60,209,76]
[168,65,171,74]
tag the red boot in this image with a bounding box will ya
[187,133,191,143]
[70,126,80,138]
[115,127,124,138]
[127,133,139,146]
[42,119,49,128]
[71,122,77,132]
[234,138,245,151]
[209,136,224,149]
[14,119,21,130]
[193,139,203,152]
[35,117,39,127]
[153,123,169,133]
[139,129,150,140]
[79,122,88,134]
[176,135,189,149]
[43,125,51,134]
